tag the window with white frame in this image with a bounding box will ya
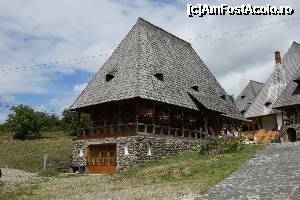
[79,149,84,157]
[147,143,152,156]
[124,142,129,155]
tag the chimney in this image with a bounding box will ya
[275,51,281,64]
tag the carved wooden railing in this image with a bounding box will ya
[78,123,205,140]
[78,123,136,139]
[136,123,204,139]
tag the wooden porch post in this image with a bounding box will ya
[77,111,81,137]
[152,102,155,134]
[182,110,185,137]
[204,116,208,134]
[136,99,139,133]
[281,109,284,128]
[167,106,170,136]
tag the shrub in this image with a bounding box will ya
[198,137,244,155]
[6,105,44,140]
[61,109,91,136]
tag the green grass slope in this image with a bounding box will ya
[0,132,266,199]
[0,132,72,173]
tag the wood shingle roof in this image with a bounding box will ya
[235,80,264,115]
[273,42,300,108]
[70,18,243,120]
[244,42,300,118]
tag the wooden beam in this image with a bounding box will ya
[77,111,81,137]
[204,116,208,134]
[136,98,139,133]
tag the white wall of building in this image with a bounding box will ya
[277,112,283,130]
[261,115,277,130]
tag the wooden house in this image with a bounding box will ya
[235,80,263,130]
[273,42,300,141]
[236,42,300,132]
[70,18,243,174]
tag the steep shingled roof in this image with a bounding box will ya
[273,42,300,108]
[235,80,264,115]
[70,18,243,120]
[244,42,300,118]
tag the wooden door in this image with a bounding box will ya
[88,144,117,174]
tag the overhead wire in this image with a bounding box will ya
[188,16,300,41]
[0,17,299,74]
[0,52,111,73]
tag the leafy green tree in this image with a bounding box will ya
[6,105,44,139]
[61,109,91,136]
[42,113,62,131]
[0,122,8,132]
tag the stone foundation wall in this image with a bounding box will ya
[281,125,300,142]
[72,136,202,172]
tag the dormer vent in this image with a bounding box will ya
[191,86,199,92]
[106,74,115,82]
[154,73,164,81]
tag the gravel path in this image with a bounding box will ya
[0,168,37,183]
[194,142,300,200]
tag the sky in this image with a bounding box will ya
[0,0,299,122]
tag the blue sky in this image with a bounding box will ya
[0,0,299,122]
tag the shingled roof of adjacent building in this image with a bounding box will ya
[235,80,264,115]
[70,18,243,120]
[244,42,300,118]
[273,42,300,108]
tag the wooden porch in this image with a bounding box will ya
[75,97,222,140]
[78,122,204,140]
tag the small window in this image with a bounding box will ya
[191,86,199,92]
[147,143,152,156]
[220,95,226,100]
[241,95,245,99]
[265,102,272,107]
[292,83,300,95]
[154,73,164,81]
[241,110,246,115]
[79,149,84,157]
[106,74,114,82]
[124,143,129,155]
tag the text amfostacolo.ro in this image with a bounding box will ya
[187,4,294,17]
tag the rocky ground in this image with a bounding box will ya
[0,168,38,183]
[194,142,300,200]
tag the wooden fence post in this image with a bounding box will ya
[43,154,48,171]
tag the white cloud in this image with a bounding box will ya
[0,109,10,123]
[49,82,88,114]
[34,104,49,112]
[0,0,299,122]
[73,82,88,94]
[1,95,15,102]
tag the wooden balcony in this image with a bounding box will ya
[78,123,205,140]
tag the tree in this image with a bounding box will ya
[61,109,91,136]
[6,105,45,140]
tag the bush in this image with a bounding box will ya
[198,137,244,155]
[61,109,91,136]
[6,105,45,140]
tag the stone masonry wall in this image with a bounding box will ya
[281,125,300,142]
[72,136,202,172]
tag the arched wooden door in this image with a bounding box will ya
[287,128,297,142]
[87,144,117,174]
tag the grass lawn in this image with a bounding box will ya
[0,131,73,172]
[0,136,266,200]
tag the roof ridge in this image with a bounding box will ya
[137,17,191,45]
[250,80,263,84]
[292,41,300,46]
